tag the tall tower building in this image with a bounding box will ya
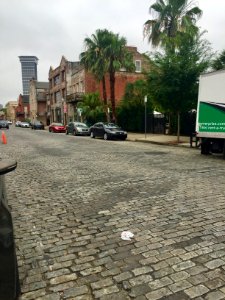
[19,56,38,95]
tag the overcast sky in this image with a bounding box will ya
[0,0,225,106]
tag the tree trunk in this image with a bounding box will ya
[109,70,116,123]
[177,111,180,143]
[102,76,110,122]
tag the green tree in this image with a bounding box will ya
[80,30,134,123]
[144,0,202,48]
[77,93,105,125]
[117,80,153,132]
[80,29,110,121]
[147,33,212,141]
[211,50,225,71]
[105,33,135,122]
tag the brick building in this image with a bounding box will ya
[66,65,100,122]
[97,46,150,105]
[48,47,150,124]
[66,46,150,122]
[48,56,80,124]
[29,79,49,125]
[5,101,18,122]
[15,94,30,121]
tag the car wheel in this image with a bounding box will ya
[90,131,95,138]
[103,133,108,140]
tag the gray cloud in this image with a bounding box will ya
[0,0,224,106]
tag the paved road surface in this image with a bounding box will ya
[1,127,225,300]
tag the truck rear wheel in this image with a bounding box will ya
[222,141,225,159]
[201,140,210,155]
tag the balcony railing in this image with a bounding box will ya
[66,92,84,103]
[37,112,46,117]
[16,112,25,117]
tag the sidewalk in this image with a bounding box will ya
[127,132,191,147]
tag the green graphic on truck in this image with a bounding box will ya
[198,101,225,132]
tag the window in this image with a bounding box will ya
[61,71,65,82]
[54,75,60,85]
[135,60,141,73]
[55,91,61,102]
[80,81,84,92]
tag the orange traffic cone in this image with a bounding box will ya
[1,131,7,144]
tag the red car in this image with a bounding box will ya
[49,123,66,133]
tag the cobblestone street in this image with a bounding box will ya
[2,127,225,300]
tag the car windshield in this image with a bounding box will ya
[53,123,63,126]
[104,123,120,129]
[34,121,42,125]
[75,123,88,128]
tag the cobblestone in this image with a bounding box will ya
[185,284,209,298]
[2,128,225,300]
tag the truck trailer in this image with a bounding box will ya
[196,69,225,157]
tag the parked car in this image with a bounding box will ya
[49,122,66,133]
[0,120,9,129]
[66,122,90,136]
[20,122,30,128]
[15,121,22,127]
[90,122,127,140]
[30,121,44,130]
[7,120,12,125]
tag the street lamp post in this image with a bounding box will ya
[144,96,147,139]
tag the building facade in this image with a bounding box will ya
[48,56,80,124]
[66,46,151,121]
[66,65,99,122]
[29,80,49,125]
[15,94,30,121]
[99,46,150,105]
[48,47,150,124]
[19,56,38,95]
[5,101,18,122]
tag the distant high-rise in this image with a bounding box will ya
[19,56,38,95]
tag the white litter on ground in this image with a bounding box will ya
[121,231,134,241]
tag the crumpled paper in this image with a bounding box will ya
[121,231,134,241]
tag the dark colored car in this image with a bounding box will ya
[0,120,9,129]
[90,122,127,140]
[49,123,66,133]
[0,159,21,299]
[30,121,44,130]
[66,122,90,136]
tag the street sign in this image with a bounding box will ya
[77,108,82,116]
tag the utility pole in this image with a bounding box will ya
[144,96,147,139]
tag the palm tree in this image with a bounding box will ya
[80,30,135,123]
[77,92,105,125]
[105,33,135,122]
[144,0,202,48]
[80,29,110,121]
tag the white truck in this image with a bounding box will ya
[196,69,225,156]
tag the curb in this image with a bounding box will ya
[127,138,193,148]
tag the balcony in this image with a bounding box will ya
[16,112,25,117]
[66,92,84,103]
[37,112,46,117]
